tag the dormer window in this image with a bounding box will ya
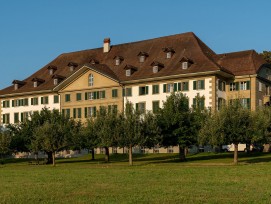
[138,52,149,63]
[12,80,26,90]
[126,69,131,76]
[67,62,78,72]
[114,56,124,66]
[52,74,65,86]
[32,77,45,88]
[182,62,188,69]
[180,57,194,69]
[151,61,164,73]
[124,65,137,77]
[47,65,57,75]
[163,47,175,59]
[90,58,99,65]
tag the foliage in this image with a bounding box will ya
[259,51,271,63]
[0,131,12,157]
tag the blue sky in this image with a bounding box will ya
[1,0,271,90]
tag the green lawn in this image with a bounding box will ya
[0,152,271,204]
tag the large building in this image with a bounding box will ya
[1,32,270,127]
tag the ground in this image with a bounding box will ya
[0,152,270,203]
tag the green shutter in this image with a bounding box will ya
[200,98,205,110]
[45,97,48,104]
[146,86,149,95]
[136,103,139,111]
[122,88,125,97]
[85,107,88,118]
[235,82,239,91]
[93,107,97,117]
[201,80,205,89]
[178,83,181,91]
[112,89,114,97]
[102,91,106,98]
[12,100,14,107]
[174,83,177,92]
[247,98,251,109]
[78,108,81,118]
[41,97,44,104]
[85,92,88,100]
[163,84,167,93]
[62,109,65,116]
[3,101,6,108]
[247,81,250,90]
[73,108,76,118]
[24,98,28,106]
[21,113,24,122]
[193,81,197,90]
[67,109,70,118]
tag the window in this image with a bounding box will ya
[218,80,226,91]
[21,112,30,122]
[85,92,94,100]
[166,52,172,59]
[76,93,82,101]
[230,82,238,91]
[54,95,59,103]
[218,98,226,110]
[136,102,146,114]
[193,97,205,110]
[182,62,188,69]
[123,88,132,97]
[112,89,118,98]
[73,108,82,118]
[167,146,174,153]
[65,94,71,102]
[139,86,149,95]
[62,109,70,118]
[2,114,10,124]
[41,96,49,105]
[240,81,250,90]
[115,58,121,66]
[33,81,38,88]
[14,113,19,123]
[112,147,118,154]
[178,82,189,91]
[153,66,159,73]
[3,100,10,108]
[126,69,131,77]
[88,74,94,86]
[53,78,58,85]
[193,80,205,90]
[14,84,18,90]
[99,91,106,99]
[259,82,262,92]
[85,107,97,118]
[152,85,159,94]
[240,98,251,109]
[139,55,145,63]
[152,101,160,114]
[163,83,180,93]
[31,97,39,105]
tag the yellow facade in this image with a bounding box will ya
[59,69,123,123]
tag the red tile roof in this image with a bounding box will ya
[0,32,265,96]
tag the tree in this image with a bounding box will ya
[259,51,271,63]
[0,131,12,164]
[80,119,99,160]
[157,92,195,161]
[95,107,119,163]
[120,102,143,165]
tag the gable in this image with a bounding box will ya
[61,69,120,92]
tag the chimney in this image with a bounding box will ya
[103,38,111,53]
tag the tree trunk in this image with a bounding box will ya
[129,144,133,166]
[34,152,39,164]
[46,151,53,164]
[245,143,250,154]
[104,147,109,163]
[91,148,95,160]
[234,143,238,165]
[52,152,55,167]
[179,146,186,162]
[184,147,189,157]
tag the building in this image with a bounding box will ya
[1,32,270,153]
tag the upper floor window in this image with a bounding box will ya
[123,88,132,97]
[136,102,146,114]
[151,61,164,73]
[47,65,57,75]
[2,113,10,124]
[139,86,149,96]
[152,85,159,94]
[230,82,238,91]
[193,80,205,90]
[2,100,10,108]
[180,57,194,69]
[67,62,78,72]
[138,52,149,63]
[88,74,94,86]
[124,65,137,77]
[54,78,58,85]
[41,96,49,105]
[163,83,174,93]
[54,95,59,104]
[114,56,124,66]
[240,81,250,90]
[126,69,131,77]
[76,93,82,101]
[112,89,118,98]
[182,62,188,69]
[34,81,38,87]
[65,94,71,102]
[163,47,175,59]
[218,80,226,91]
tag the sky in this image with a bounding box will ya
[1,0,271,90]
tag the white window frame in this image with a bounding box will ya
[240,81,247,90]
[88,74,94,86]
[126,69,131,77]
[259,82,262,92]
[166,52,172,59]
[182,62,188,69]
[153,66,158,73]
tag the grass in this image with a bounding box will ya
[0,152,271,204]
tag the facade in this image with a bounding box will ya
[1,32,271,153]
